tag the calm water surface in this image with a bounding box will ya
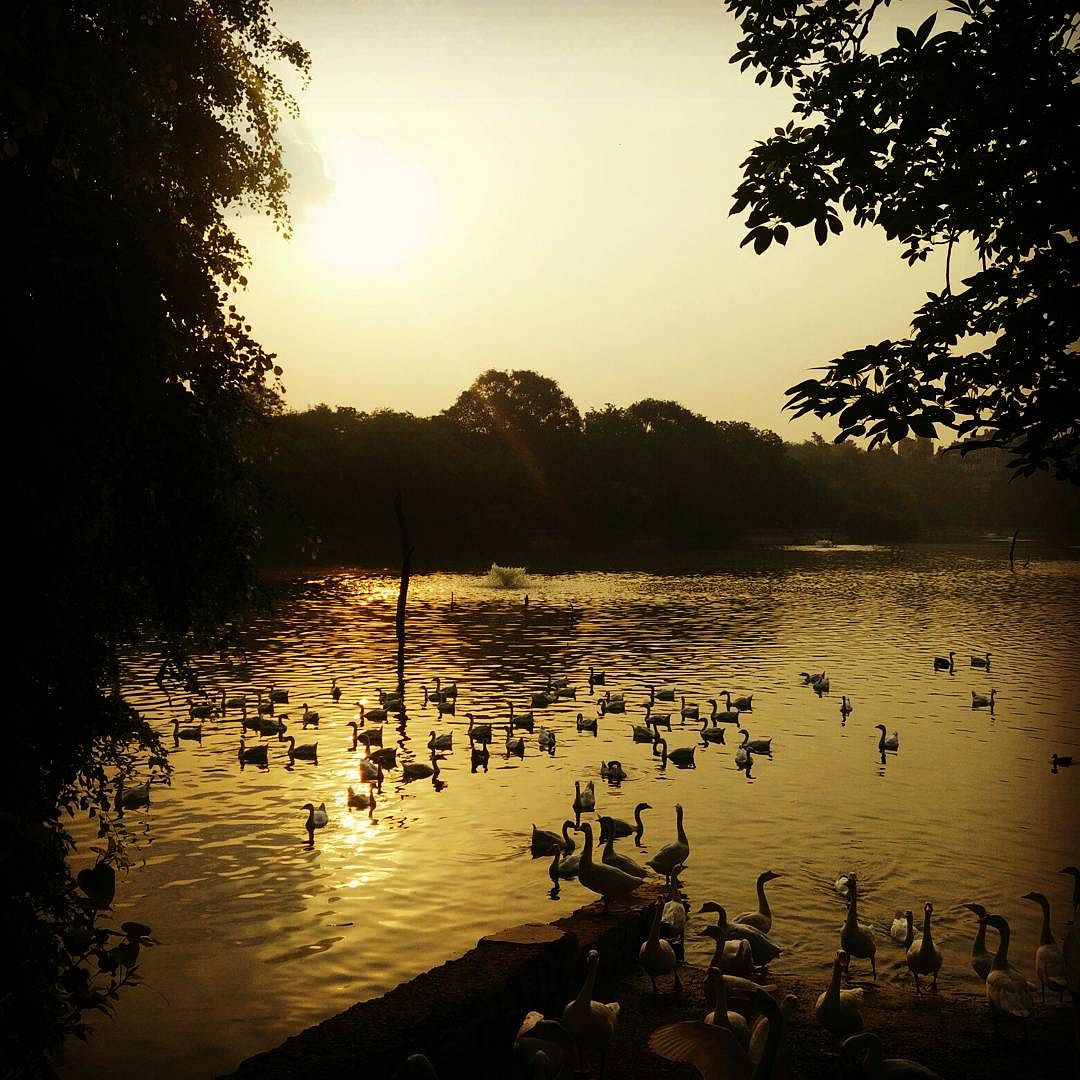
[63,546,1080,1078]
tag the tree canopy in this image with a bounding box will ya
[726,0,1080,481]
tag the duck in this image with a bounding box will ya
[576,822,643,913]
[465,713,492,744]
[654,736,696,769]
[600,802,651,845]
[599,760,626,781]
[647,804,690,881]
[171,716,202,742]
[1021,890,1067,1003]
[699,905,783,968]
[281,735,317,764]
[428,730,453,752]
[514,1011,575,1080]
[562,949,618,1075]
[237,739,268,766]
[358,757,383,785]
[890,911,915,950]
[816,950,864,1036]
[599,824,649,879]
[971,688,996,709]
[573,780,596,816]
[576,712,598,733]
[508,702,535,732]
[302,801,329,839]
[532,820,577,858]
[645,705,673,730]
[702,962,751,1050]
[933,652,955,672]
[699,718,727,745]
[841,1032,944,1079]
[115,777,151,812]
[301,704,320,729]
[640,900,681,993]
[875,724,900,752]
[970,652,991,669]
[588,666,606,685]
[680,697,700,722]
[706,699,741,727]
[538,727,556,754]
[649,684,677,703]
[840,874,877,979]
[734,871,783,934]
[403,754,442,783]
[906,902,942,994]
[983,914,1034,1036]
[722,690,754,712]
[740,729,773,755]
[630,722,656,742]
[330,678,342,702]
[505,727,525,757]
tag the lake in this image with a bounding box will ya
[61,544,1080,1078]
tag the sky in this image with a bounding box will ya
[235,0,965,440]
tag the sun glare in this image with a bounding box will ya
[305,139,436,274]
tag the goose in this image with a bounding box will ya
[971,688,996,709]
[238,739,268,766]
[840,874,877,979]
[573,780,596,816]
[547,674,570,691]
[188,697,215,720]
[649,684,677,703]
[640,900,681,993]
[835,873,852,898]
[1051,753,1073,769]
[115,777,151,812]
[801,670,826,685]
[734,871,782,935]
[588,666,606,685]
[532,690,556,708]
[645,705,673,730]
[379,688,404,710]
[514,1011,576,1080]
[680,696,700,722]
[702,963,751,1050]
[734,738,752,770]
[960,904,1022,981]
[704,926,755,979]
[816,950,864,1036]
[171,716,202,742]
[933,652,955,672]
[576,712,598,734]
[357,702,388,724]
[243,713,283,737]
[549,846,582,883]
[598,697,625,715]
[890,911,915,950]
[722,691,754,712]
[346,720,362,751]
[348,784,376,810]
[599,760,626,781]
[630,722,656,742]
[301,704,320,729]
[465,714,492,744]
[282,735,318,764]
[983,914,1034,1036]
[699,905,783,968]
[840,696,853,717]
[561,949,618,1075]
[649,986,785,1080]
[509,702,535,732]
[740,729,773,755]
[358,757,383,785]
[1021,891,1067,1003]
[841,1033,944,1079]
[330,678,341,702]
[906,902,942,994]
[356,726,384,749]
[599,802,650,845]
[469,737,490,772]
[555,686,577,701]
[505,727,525,757]
[302,801,329,839]
[875,725,900,752]
[532,820,577,858]
[256,691,274,716]
[654,736,696,769]
[369,746,397,769]
[268,686,289,704]
[699,718,727,745]
[970,653,991,669]
[403,1053,438,1078]
[661,884,689,944]
[403,754,442,783]
[813,675,830,694]
[428,730,453,752]
[434,676,457,699]
[599,823,649,879]
[647,804,690,881]
[1062,865,1080,912]
[436,698,456,715]
[576,822,642,912]
[538,727,556,754]
[706,699,741,727]
[224,691,247,712]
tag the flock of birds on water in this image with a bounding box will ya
[118,609,1078,1079]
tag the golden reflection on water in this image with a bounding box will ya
[62,547,1080,1079]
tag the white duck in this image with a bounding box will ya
[840,874,877,979]
[906,902,942,994]
[984,914,1034,1037]
[562,949,618,1075]
[734,870,783,935]
[640,900,681,993]
[1021,890,1067,1003]
[816,950,864,1036]
[646,803,689,881]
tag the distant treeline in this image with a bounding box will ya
[251,370,1079,568]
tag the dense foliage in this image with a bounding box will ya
[726,0,1080,481]
[255,371,1078,568]
[3,1,306,1071]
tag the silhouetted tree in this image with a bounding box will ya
[727,0,1080,480]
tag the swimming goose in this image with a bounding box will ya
[532,820,577,858]
[330,678,341,702]
[647,804,689,881]
[890,911,915,950]
[576,822,643,912]
[469,737,489,772]
[734,871,782,934]
[238,739,268,766]
[605,691,626,706]
[971,688,996,709]
[645,705,674,730]
[598,697,625,715]
[562,949,618,1075]
[224,691,247,712]
[841,1032,943,1079]
[532,690,556,708]
[301,704,320,729]
[906,902,942,994]
[436,676,458,699]
[875,725,900,752]
[466,714,492,744]
[428,730,453,752]
[816,950,864,1036]
[255,692,274,717]
[505,727,525,757]
[576,712,598,733]
[983,914,1034,1036]
[739,729,772,755]
[403,754,442,783]
[1021,891,1067,1003]
[722,691,754,712]
[355,725,384,748]
[702,963,751,1050]
[1062,865,1080,912]
[514,1011,575,1080]
[359,757,383,784]
[282,735,318,764]
[699,906,783,968]
[549,845,582,883]
[269,686,289,704]
[115,777,151,812]
[649,685,677,703]
[188,697,216,720]
[599,824,649,879]
[840,696,853,717]
[706,699,742,727]
[631,722,656,742]
[680,697,700,722]
[357,702,388,724]
[599,760,626,781]
[813,675,830,694]
[640,900,681,993]
[1051,753,1073,769]
[573,780,596,816]
[699,718,727,745]
[734,738,752,770]
[840,875,877,979]
[933,652,955,672]
[654,736,697,769]
[369,745,397,769]
[970,653,991,669]
[508,702,535,732]
[302,801,329,840]
[589,667,606,685]
[801,670,826,686]
[171,716,202,742]
[599,802,651,845]
[538,727,556,754]
[436,698,456,715]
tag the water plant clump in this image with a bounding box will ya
[485,563,528,589]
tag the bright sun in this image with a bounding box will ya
[304,139,436,274]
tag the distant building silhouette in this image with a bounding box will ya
[895,436,936,461]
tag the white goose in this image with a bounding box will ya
[906,901,942,994]
[646,804,689,881]
[1021,890,1067,1003]
[640,900,680,993]
[815,949,864,1036]
[562,949,618,1076]
[302,801,329,840]
[514,1011,575,1080]
[699,905,783,968]
[875,724,900,752]
[573,780,596,816]
[702,963,751,1050]
[971,688,996,709]
[890,910,915,950]
[576,822,642,912]
[358,757,383,785]
[984,914,1034,1037]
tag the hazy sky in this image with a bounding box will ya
[236,0,964,439]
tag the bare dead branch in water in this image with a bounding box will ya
[1008,528,1019,572]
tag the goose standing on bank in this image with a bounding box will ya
[983,914,1034,1037]
[562,949,618,1076]
[647,804,689,882]
[735,870,782,935]
[514,1010,576,1080]
[640,900,681,993]
[971,688,996,709]
[841,1033,944,1079]
[600,802,651,845]
[1021,890,1067,1003]
[699,905,783,969]
[961,904,993,979]
[840,874,877,979]
[816,949,864,1036]
[906,902,943,994]
[576,822,642,912]
[933,652,955,672]
[875,724,900,752]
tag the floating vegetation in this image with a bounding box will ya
[485,563,528,589]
